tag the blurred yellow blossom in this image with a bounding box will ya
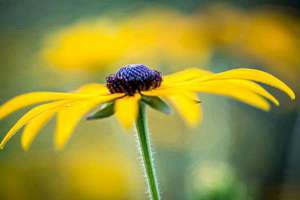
[42,19,128,71]
[196,5,300,87]
[61,150,142,200]
[41,6,300,89]
[119,9,211,67]
[41,9,212,72]
[0,149,142,200]
[244,11,300,86]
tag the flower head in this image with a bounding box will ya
[106,64,162,96]
[0,64,295,150]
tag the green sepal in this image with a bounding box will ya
[142,96,171,114]
[86,102,114,120]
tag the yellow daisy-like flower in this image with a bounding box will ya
[0,64,295,150]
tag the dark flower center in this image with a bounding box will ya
[106,64,162,96]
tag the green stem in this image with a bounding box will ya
[135,102,160,200]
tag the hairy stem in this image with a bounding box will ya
[135,102,160,200]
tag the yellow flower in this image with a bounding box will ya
[41,9,211,72]
[0,64,295,150]
[196,5,300,85]
[62,150,141,199]
[42,20,128,71]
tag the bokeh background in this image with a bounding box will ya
[0,0,299,199]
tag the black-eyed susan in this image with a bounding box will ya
[0,64,295,200]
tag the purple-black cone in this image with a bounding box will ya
[106,64,162,96]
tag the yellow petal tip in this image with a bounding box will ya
[291,92,296,100]
[21,144,29,151]
[273,99,280,106]
[281,84,295,100]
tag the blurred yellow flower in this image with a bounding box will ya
[194,5,248,46]
[40,6,300,88]
[42,20,128,71]
[41,9,211,72]
[244,11,300,85]
[62,150,141,199]
[118,9,211,66]
[0,64,294,150]
[0,149,141,200]
[197,5,300,86]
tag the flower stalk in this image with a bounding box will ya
[136,102,160,200]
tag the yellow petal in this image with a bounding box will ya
[115,94,140,129]
[142,87,180,97]
[145,68,212,96]
[188,81,271,111]
[78,83,109,94]
[21,109,56,151]
[229,80,279,106]
[54,94,121,150]
[185,80,279,106]
[163,68,212,86]
[167,92,202,127]
[0,101,68,149]
[196,68,295,100]
[0,92,97,120]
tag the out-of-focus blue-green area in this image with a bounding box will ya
[0,0,299,200]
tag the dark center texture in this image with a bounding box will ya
[106,64,162,96]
